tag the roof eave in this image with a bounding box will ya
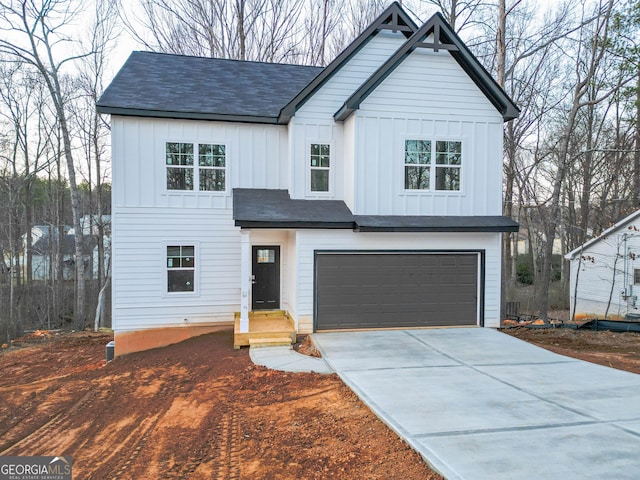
[565,209,640,259]
[96,106,280,124]
[356,225,519,233]
[235,220,354,229]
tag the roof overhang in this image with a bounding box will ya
[96,106,280,125]
[233,189,355,229]
[233,189,519,232]
[565,209,640,259]
[354,215,519,232]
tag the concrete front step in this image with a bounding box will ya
[249,337,292,348]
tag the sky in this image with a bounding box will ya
[100,0,565,85]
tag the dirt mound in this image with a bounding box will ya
[503,327,640,374]
[0,330,441,479]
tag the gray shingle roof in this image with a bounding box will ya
[233,189,354,228]
[354,215,519,232]
[233,189,519,232]
[97,52,323,123]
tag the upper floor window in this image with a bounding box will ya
[404,139,461,191]
[310,143,330,192]
[166,142,226,192]
[634,268,640,285]
[167,245,195,292]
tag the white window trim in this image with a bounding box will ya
[307,141,334,197]
[163,139,229,195]
[401,136,464,195]
[162,241,201,297]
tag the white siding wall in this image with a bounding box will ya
[112,116,289,332]
[288,120,344,199]
[112,116,288,210]
[569,226,640,319]
[354,48,503,216]
[289,31,406,201]
[294,230,503,331]
[295,31,407,119]
[112,208,240,331]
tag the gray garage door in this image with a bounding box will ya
[315,253,479,330]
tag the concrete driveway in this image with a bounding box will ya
[312,328,640,480]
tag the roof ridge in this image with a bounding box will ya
[130,50,321,69]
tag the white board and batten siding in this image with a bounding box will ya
[354,48,503,216]
[111,116,288,332]
[294,230,503,332]
[569,223,640,320]
[289,31,407,201]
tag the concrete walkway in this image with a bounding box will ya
[249,345,334,374]
[312,328,640,480]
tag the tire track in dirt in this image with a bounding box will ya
[160,411,243,479]
[0,388,100,455]
[98,380,173,480]
[211,412,242,480]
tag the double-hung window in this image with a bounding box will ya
[310,144,330,192]
[166,142,226,192]
[404,139,461,191]
[167,245,195,293]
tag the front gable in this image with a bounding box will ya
[335,12,519,122]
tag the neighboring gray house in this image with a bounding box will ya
[566,210,640,321]
[22,225,107,281]
[97,3,519,355]
[22,225,75,280]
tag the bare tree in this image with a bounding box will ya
[0,0,115,329]
[534,0,619,318]
[125,0,306,62]
[421,0,486,32]
[72,0,118,329]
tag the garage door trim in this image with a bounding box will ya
[313,249,485,331]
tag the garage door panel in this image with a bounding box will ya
[316,253,479,330]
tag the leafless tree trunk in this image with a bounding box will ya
[0,0,115,329]
[535,0,615,319]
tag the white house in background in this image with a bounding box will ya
[566,210,640,321]
[97,3,519,356]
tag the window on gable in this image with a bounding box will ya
[404,139,461,192]
[310,144,330,192]
[167,245,195,292]
[166,142,226,192]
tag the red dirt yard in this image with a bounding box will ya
[0,331,441,479]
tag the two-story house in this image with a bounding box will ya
[97,2,519,356]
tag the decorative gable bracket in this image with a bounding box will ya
[378,10,415,34]
[415,24,459,52]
